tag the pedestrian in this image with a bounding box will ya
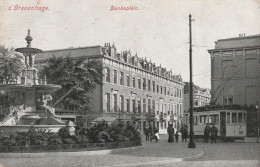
[204,123,210,143]
[175,132,179,143]
[167,124,175,143]
[148,125,153,140]
[180,125,185,142]
[181,125,188,142]
[153,127,159,142]
[210,124,218,143]
[143,126,149,141]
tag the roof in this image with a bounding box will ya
[214,34,260,49]
[91,117,118,122]
[35,46,103,62]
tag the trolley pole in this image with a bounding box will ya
[188,14,196,148]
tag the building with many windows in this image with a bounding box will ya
[208,34,260,106]
[183,82,211,112]
[35,43,184,134]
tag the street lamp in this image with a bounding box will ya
[256,103,259,143]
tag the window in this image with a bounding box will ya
[194,116,197,125]
[104,68,110,82]
[164,87,166,95]
[106,93,110,112]
[223,95,234,105]
[113,70,117,84]
[152,100,155,114]
[126,74,130,86]
[179,89,182,98]
[243,113,246,123]
[148,98,151,113]
[152,81,155,92]
[177,104,179,116]
[148,80,151,91]
[113,94,117,112]
[232,112,237,123]
[132,98,136,113]
[138,78,141,89]
[227,112,230,123]
[120,95,124,112]
[143,98,146,113]
[143,78,146,90]
[119,72,124,85]
[161,86,163,94]
[200,115,205,123]
[132,77,136,88]
[194,101,198,107]
[138,98,141,113]
[126,97,130,112]
[157,85,159,93]
[238,113,242,123]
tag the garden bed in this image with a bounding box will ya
[0,140,141,153]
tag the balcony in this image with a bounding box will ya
[159,113,167,122]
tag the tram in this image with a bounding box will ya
[184,108,247,141]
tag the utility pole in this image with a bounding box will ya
[188,14,196,148]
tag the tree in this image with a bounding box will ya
[0,45,24,84]
[39,56,103,113]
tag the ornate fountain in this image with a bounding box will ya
[0,30,73,136]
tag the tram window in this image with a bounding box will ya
[227,113,230,123]
[194,116,197,125]
[238,113,242,123]
[200,116,205,123]
[232,113,237,123]
[205,116,209,123]
[209,115,218,124]
[243,113,246,123]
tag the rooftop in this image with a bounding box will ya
[34,43,183,83]
[35,45,102,62]
[213,34,260,49]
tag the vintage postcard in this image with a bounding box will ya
[0,0,259,166]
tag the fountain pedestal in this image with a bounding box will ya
[0,30,74,136]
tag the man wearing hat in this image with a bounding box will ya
[210,123,218,143]
[204,123,210,143]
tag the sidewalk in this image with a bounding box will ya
[235,137,259,143]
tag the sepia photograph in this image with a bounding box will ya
[0,0,259,166]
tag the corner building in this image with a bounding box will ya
[208,35,260,106]
[35,43,184,134]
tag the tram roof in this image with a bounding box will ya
[190,105,249,112]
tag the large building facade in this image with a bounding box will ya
[183,82,211,113]
[208,34,260,106]
[35,43,184,134]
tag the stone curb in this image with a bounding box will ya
[0,146,143,158]
[103,148,204,167]
[112,158,183,167]
[183,148,205,161]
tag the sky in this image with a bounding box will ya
[0,0,259,89]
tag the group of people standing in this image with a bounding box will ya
[167,124,188,143]
[143,125,159,142]
[144,123,218,144]
[204,123,218,143]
